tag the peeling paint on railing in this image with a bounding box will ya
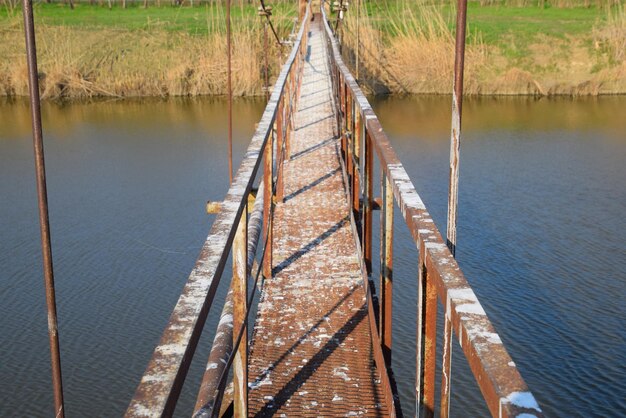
[125,5,311,416]
[193,180,265,418]
[320,5,541,417]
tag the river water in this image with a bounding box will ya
[0,96,624,417]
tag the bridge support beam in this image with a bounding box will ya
[363,130,373,274]
[233,203,248,417]
[416,248,437,418]
[379,172,393,365]
[262,129,273,281]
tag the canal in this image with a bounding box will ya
[0,96,624,416]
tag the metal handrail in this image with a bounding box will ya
[320,4,543,418]
[125,2,311,416]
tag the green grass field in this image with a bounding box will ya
[1,1,623,96]
[0,2,298,35]
[1,1,612,47]
[348,1,608,46]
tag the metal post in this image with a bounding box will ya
[275,100,284,202]
[233,203,248,417]
[262,130,273,281]
[446,0,468,257]
[379,172,393,365]
[227,0,233,185]
[355,0,359,81]
[440,304,453,418]
[285,71,294,160]
[363,129,372,274]
[193,288,234,416]
[264,20,269,100]
[415,253,425,417]
[349,96,360,216]
[422,275,437,418]
[21,0,65,416]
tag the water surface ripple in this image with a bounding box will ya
[1,96,625,417]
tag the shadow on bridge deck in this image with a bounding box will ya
[247,17,394,417]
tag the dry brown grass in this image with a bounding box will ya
[337,1,625,95]
[340,2,489,95]
[0,13,285,99]
[594,3,625,64]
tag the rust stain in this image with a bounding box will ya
[248,19,390,417]
[125,5,311,416]
[320,5,542,417]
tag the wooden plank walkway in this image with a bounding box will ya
[247,19,391,417]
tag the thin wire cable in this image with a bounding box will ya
[259,0,283,48]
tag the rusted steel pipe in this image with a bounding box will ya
[446,0,468,257]
[379,172,393,365]
[336,117,398,416]
[440,309,453,418]
[355,0,360,81]
[363,130,373,274]
[262,123,273,281]
[126,6,310,415]
[194,181,265,417]
[194,288,234,416]
[415,253,425,417]
[275,100,284,201]
[264,21,269,100]
[227,0,233,185]
[422,276,437,418]
[321,7,543,417]
[21,1,65,416]
[232,203,248,416]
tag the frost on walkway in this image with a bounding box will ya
[247,19,389,417]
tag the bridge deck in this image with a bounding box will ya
[247,19,389,417]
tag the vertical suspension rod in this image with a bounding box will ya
[440,1,468,416]
[446,0,468,257]
[227,0,233,185]
[21,0,65,416]
[264,20,269,100]
[355,0,359,80]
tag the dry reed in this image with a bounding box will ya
[338,0,625,95]
[340,1,489,94]
[0,9,288,99]
[594,3,625,64]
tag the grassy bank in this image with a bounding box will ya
[336,0,625,95]
[1,1,624,98]
[0,3,296,98]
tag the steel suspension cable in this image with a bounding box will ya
[259,0,283,48]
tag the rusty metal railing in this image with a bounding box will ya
[321,5,543,418]
[125,2,311,416]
